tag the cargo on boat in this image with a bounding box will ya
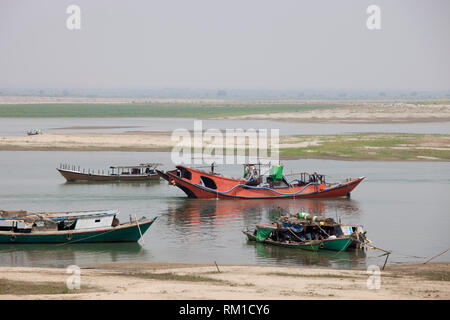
[0,209,156,244]
[276,212,369,251]
[244,212,369,252]
[158,163,364,199]
[57,163,162,182]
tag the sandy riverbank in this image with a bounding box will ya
[1,131,449,161]
[0,262,448,300]
[218,102,450,123]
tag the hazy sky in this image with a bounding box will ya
[1,0,449,91]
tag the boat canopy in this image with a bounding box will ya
[109,163,162,169]
[0,209,119,221]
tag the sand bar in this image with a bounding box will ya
[0,262,448,300]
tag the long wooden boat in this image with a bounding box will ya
[57,163,162,182]
[157,164,364,199]
[0,209,156,244]
[244,224,321,251]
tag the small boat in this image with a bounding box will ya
[27,129,43,135]
[0,209,156,244]
[57,163,162,182]
[157,163,364,199]
[244,224,322,251]
[276,212,369,251]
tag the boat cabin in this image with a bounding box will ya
[0,209,120,233]
[110,163,162,175]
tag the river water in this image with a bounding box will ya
[1,117,450,136]
[0,150,449,269]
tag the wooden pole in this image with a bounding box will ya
[135,215,145,244]
[214,261,221,273]
[382,253,390,270]
[423,248,449,264]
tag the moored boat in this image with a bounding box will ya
[0,209,156,244]
[276,212,369,251]
[157,163,364,199]
[57,163,162,182]
[27,128,43,135]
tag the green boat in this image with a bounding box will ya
[276,212,368,252]
[0,209,156,244]
[243,224,321,252]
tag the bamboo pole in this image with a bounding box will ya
[135,215,145,244]
[423,248,449,264]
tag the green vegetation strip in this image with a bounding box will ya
[0,103,339,118]
[420,271,449,281]
[279,133,450,161]
[0,279,95,295]
[125,271,232,285]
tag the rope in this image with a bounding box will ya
[287,227,305,242]
[195,181,328,197]
[57,228,120,246]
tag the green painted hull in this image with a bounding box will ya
[0,219,155,244]
[320,237,352,251]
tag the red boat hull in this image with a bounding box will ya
[158,166,364,199]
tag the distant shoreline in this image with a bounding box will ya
[0,261,448,299]
[0,97,449,123]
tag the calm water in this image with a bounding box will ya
[0,151,449,270]
[1,117,450,136]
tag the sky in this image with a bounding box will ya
[0,0,449,92]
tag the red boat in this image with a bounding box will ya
[157,164,364,199]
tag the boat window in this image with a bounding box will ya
[180,168,192,180]
[95,219,101,223]
[200,176,217,189]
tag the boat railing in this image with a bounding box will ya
[59,163,161,176]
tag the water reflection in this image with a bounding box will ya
[163,198,366,268]
[0,242,146,268]
[166,198,362,226]
[249,242,367,269]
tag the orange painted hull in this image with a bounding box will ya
[159,166,364,199]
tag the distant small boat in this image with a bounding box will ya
[57,163,162,182]
[0,209,156,244]
[243,224,322,251]
[27,129,43,135]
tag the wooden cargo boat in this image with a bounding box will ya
[157,164,364,199]
[57,163,162,182]
[0,209,156,244]
[244,224,321,251]
[276,212,369,251]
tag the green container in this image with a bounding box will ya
[270,165,284,180]
[297,212,310,219]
